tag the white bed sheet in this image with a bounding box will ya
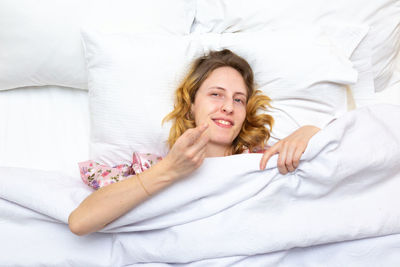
[0,85,89,177]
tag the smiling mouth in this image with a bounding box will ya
[213,119,233,128]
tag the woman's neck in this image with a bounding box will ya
[205,144,232,158]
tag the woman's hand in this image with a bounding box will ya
[161,123,210,181]
[260,125,320,174]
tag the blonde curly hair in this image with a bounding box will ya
[163,49,274,155]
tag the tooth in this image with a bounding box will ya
[217,120,230,125]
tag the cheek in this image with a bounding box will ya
[193,100,218,118]
[192,104,206,123]
[237,108,247,125]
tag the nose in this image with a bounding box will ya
[221,100,233,114]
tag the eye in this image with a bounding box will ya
[234,98,245,104]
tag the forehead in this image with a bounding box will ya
[200,66,248,95]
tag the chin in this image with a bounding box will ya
[210,136,234,147]
[208,128,238,146]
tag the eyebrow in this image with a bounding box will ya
[208,86,247,97]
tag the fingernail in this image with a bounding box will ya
[202,123,208,129]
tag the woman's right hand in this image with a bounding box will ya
[161,123,210,181]
[159,124,210,180]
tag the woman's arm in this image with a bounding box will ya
[68,123,209,236]
[259,125,320,174]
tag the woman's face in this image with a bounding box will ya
[191,66,248,153]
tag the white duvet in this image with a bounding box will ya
[1,104,400,266]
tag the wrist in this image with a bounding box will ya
[139,159,177,195]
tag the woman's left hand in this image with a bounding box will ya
[260,125,321,174]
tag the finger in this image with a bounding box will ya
[285,144,296,172]
[185,135,208,159]
[198,148,207,166]
[292,146,304,169]
[184,136,209,165]
[260,151,273,170]
[182,123,209,146]
[190,128,210,152]
[260,144,280,170]
[191,146,207,169]
[277,143,289,174]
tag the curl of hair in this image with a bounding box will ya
[231,89,273,154]
[163,49,274,154]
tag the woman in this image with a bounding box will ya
[68,49,320,236]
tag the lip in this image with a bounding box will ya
[212,118,234,128]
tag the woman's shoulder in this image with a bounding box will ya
[242,146,270,154]
[78,152,163,190]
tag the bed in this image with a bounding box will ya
[1,0,399,266]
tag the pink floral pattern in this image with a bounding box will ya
[78,152,163,190]
[78,148,267,190]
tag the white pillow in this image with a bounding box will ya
[82,30,202,166]
[321,24,375,108]
[194,0,400,92]
[0,0,195,91]
[197,28,362,142]
[0,86,90,178]
[83,27,360,165]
